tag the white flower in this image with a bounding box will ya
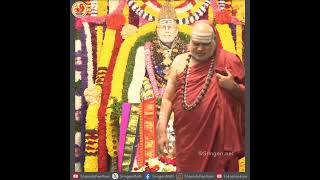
[147,158,161,168]
[75,40,81,52]
[75,95,82,110]
[84,85,102,104]
[75,132,81,146]
[121,24,138,39]
[75,162,82,172]
[75,71,81,82]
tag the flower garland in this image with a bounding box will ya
[97,30,122,172]
[75,95,82,110]
[83,22,94,87]
[122,104,140,171]
[123,2,130,26]
[232,0,245,23]
[215,24,237,54]
[121,31,156,103]
[127,0,211,25]
[118,103,131,172]
[133,156,176,172]
[229,23,237,47]
[90,0,98,16]
[144,42,160,97]
[89,24,97,83]
[95,29,116,86]
[127,46,146,103]
[109,0,120,15]
[236,24,244,62]
[80,28,89,172]
[121,24,138,40]
[142,77,154,100]
[121,28,190,104]
[109,97,122,172]
[151,36,187,88]
[239,157,245,172]
[96,26,103,74]
[98,0,107,16]
[104,31,122,158]
[208,4,214,24]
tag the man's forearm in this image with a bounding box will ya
[157,98,172,135]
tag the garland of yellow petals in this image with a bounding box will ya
[236,25,243,62]
[215,24,237,54]
[107,22,191,110]
[134,0,207,20]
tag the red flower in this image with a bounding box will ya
[153,165,160,171]
[159,156,166,163]
[215,10,232,24]
[106,13,126,30]
[145,167,151,172]
[75,18,83,30]
[133,167,139,171]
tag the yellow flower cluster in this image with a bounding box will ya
[96,26,103,67]
[239,157,245,172]
[178,24,192,35]
[216,24,237,54]
[232,0,245,23]
[208,5,214,24]
[236,25,243,62]
[98,29,116,68]
[123,3,130,25]
[109,21,157,102]
[98,0,107,16]
[134,0,206,20]
[84,156,98,172]
[106,106,117,157]
[143,77,154,100]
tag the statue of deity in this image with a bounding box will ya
[122,2,188,171]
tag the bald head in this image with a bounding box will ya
[191,20,216,43]
[189,20,217,61]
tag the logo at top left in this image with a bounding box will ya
[71,1,87,18]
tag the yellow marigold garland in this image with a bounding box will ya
[239,157,245,172]
[108,21,157,103]
[178,24,192,36]
[134,0,206,20]
[123,3,130,25]
[98,0,107,16]
[99,29,116,68]
[84,156,98,172]
[208,5,214,24]
[216,24,236,54]
[236,25,243,62]
[232,0,245,23]
[96,26,103,69]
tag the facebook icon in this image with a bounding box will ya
[144,173,152,180]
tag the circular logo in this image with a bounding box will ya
[112,173,119,179]
[71,1,87,17]
[176,173,184,180]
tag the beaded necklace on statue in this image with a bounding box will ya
[151,36,186,88]
[182,54,215,111]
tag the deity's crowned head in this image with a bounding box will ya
[157,2,178,44]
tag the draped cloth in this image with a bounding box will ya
[172,49,245,172]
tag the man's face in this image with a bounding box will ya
[190,39,216,61]
[157,21,178,43]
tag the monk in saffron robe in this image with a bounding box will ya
[157,20,245,172]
